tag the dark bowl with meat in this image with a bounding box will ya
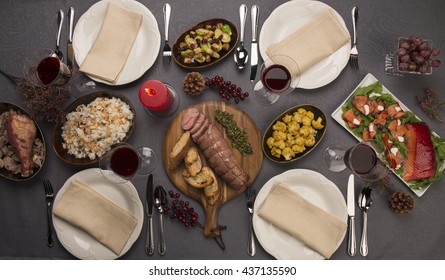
[262,104,326,163]
[172,18,238,69]
[0,102,46,181]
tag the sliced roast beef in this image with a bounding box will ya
[181,108,200,131]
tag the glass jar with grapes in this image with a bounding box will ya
[396,36,441,75]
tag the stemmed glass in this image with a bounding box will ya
[99,142,158,184]
[253,54,301,105]
[323,141,389,181]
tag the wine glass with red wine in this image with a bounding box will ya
[99,143,158,184]
[323,141,389,181]
[253,54,301,105]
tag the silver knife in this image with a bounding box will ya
[145,174,155,255]
[249,5,259,82]
[347,174,356,256]
[66,6,75,69]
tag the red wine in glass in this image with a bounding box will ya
[261,64,291,93]
[37,57,60,85]
[110,146,140,177]
[344,143,377,175]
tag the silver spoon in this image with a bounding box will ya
[54,10,64,61]
[154,185,167,256]
[234,4,248,69]
[358,185,373,257]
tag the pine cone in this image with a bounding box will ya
[183,72,206,96]
[388,192,415,214]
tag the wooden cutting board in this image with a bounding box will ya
[162,100,263,242]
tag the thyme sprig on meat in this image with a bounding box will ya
[214,110,253,155]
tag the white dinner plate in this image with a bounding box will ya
[53,168,143,259]
[259,0,351,89]
[253,169,347,260]
[73,0,161,85]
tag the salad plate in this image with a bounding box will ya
[259,0,350,89]
[332,73,445,197]
[253,169,347,260]
[73,0,160,85]
[53,168,143,259]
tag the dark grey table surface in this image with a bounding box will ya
[1,0,444,260]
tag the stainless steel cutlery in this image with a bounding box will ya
[246,186,257,256]
[249,5,259,82]
[154,185,167,255]
[234,4,249,69]
[54,10,64,61]
[66,7,75,68]
[358,185,373,257]
[162,3,172,58]
[349,6,359,68]
[145,174,155,255]
[347,174,356,256]
[42,179,55,247]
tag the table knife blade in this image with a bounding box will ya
[66,6,75,69]
[145,174,154,255]
[347,174,356,256]
[250,5,259,82]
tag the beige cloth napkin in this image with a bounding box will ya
[258,181,347,259]
[266,8,350,75]
[79,2,143,83]
[53,179,138,255]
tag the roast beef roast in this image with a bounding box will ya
[181,108,249,190]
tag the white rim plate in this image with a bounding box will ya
[259,0,351,89]
[73,0,160,85]
[253,169,347,260]
[53,168,143,259]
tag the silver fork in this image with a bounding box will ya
[42,179,55,247]
[162,3,172,58]
[349,6,359,69]
[246,186,256,256]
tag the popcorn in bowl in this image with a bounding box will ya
[61,97,134,160]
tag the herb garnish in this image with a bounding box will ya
[214,110,253,155]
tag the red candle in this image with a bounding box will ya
[138,80,173,112]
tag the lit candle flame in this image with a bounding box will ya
[144,88,156,96]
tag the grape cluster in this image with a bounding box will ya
[397,36,441,73]
[166,190,199,228]
[205,75,249,104]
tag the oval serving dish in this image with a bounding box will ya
[52,91,136,166]
[0,102,46,181]
[172,18,238,69]
[262,104,326,163]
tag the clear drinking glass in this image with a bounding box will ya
[323,141,389,181]
[99,143,157,184]
[253,54,301,105]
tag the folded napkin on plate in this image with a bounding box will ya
[53,179,138,255]
[79,2,142,83]
[266,8,350,75]
[258,181,347,259]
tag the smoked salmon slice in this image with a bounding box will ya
[387,103,407,118]
[342,109,362,128]
[352,96,376,115]
[403,123,436,181]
